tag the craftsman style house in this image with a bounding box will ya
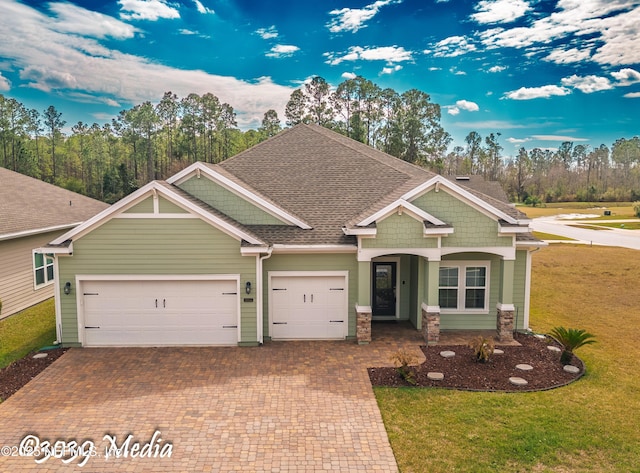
[42,125,542,347]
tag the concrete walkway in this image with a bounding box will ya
[0,325,424,472]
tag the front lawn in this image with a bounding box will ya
[375,245,640,472]
[0,299,56,369]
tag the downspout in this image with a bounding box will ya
[52,254,63,345]
[257,247,273,345]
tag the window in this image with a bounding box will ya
[34,252,54,288]
[439,262,489,312]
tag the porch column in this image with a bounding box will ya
[356,260,372,344]
[422,259,440,344]
[497,258,515,342]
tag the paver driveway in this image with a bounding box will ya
[0,325,424,472]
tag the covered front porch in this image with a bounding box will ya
[355,251,524,345]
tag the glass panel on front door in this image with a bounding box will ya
[373,262,396,317]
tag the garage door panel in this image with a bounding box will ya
[270,274,347,340]
[82,279,239,346]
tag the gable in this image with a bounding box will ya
[361,213,438,249]
[411,190,512,248]
[177,175,285,225]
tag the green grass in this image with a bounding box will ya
[0,299,56,369]
[376,245,640,472]
[569,224,611,231]
[532,231,575,241]
[587,221,640,230]
[519,202,635,219]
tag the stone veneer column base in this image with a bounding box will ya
[421,304,440,345]
[355,306,372,345]
[497,304,515,342]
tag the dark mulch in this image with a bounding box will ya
[369,332,585,392]
[0,348,68,401]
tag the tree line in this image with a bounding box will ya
[1,76,639,204]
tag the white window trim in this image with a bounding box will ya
[439,261,490,314]
[33,250,55,289]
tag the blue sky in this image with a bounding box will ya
[1,0,639,156]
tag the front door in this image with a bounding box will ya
[372,262,397,317]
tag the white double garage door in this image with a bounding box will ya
[78,273,348,347]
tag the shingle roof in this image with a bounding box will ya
[0,167,110,239]
[217,124,442,244]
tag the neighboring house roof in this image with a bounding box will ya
[0,167,110,241]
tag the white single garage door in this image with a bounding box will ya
[270,274,348,339]
[81,278,239,346]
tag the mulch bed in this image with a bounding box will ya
[0,348,68,401]
[369,332,585,392]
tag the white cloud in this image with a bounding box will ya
[487,65,507,73]
[49,2,137,39]
[455,99,479,112]
[447,107,460,116]
[430,35,476,57]
[507,137,532,144]
[543,47,592,65]
[624,92,640,98]
[532,134,589,142]
[118,0,180,21]
[0,72,10,91]
[453,120,526,129]
[503,85,571,100]
[471,0,532,24]
[428,67,441,71]
[256,26,278,40]
[341,72,357,80]
[324,46,413,65]
[611,68,640,86]
[266,44,300,58]
[561,74,613,93]
[327,0,401,34]
[0,0,294,129]
[381,65,402,75]
[193,0,214,14]
[477,1,640,67]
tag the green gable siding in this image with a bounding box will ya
[513,250,527,330]
[123,198,153,213]
[158,197,188,213]
[262,254,358,338]
[178,176,285,225]
[57,218,256,345]
[411,190,512,248]
[361,213,438,249]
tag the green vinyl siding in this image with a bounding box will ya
[123,198,153,213]
[57,218,256,345]
[158,197,188,213]
[178,176,285,225]
[411,190,512,248]
[262,254,358,338]
[513,250,527,330]
[361,213,438,249]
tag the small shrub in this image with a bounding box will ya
[469,336,495,363]
[549,326,597,365]
[633,201,640,218]
[390,349,418,385]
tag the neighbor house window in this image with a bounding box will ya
[33,252,54,288]
[439,262,489,312]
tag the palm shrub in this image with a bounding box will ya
[469,336,495,363]
[549,326,597,365]
[390,349,419,385]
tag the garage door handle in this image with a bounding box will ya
[222,325,237,329]
[330,320,344,323]
[85,326,101,329]
[273,322,287,325]
[155,298,158,308]
[330,288,344,291]
[311,294,313,303]
[163,299,166,308]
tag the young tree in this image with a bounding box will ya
[259,109,281,138]
[43,105,66,182]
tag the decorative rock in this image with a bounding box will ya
[516,363,534,371]
[493,349,504,355]
[547,346,561,352]
[563,365,580,374]
[534,334,547,339]
[509,377,528,386]
[439,350,455,358]
[32,353,48,359]
[427,372,445,381]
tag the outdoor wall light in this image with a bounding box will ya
[64,282,72,295]
[245,281,252,294]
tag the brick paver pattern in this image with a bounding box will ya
[0,324,425,472]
